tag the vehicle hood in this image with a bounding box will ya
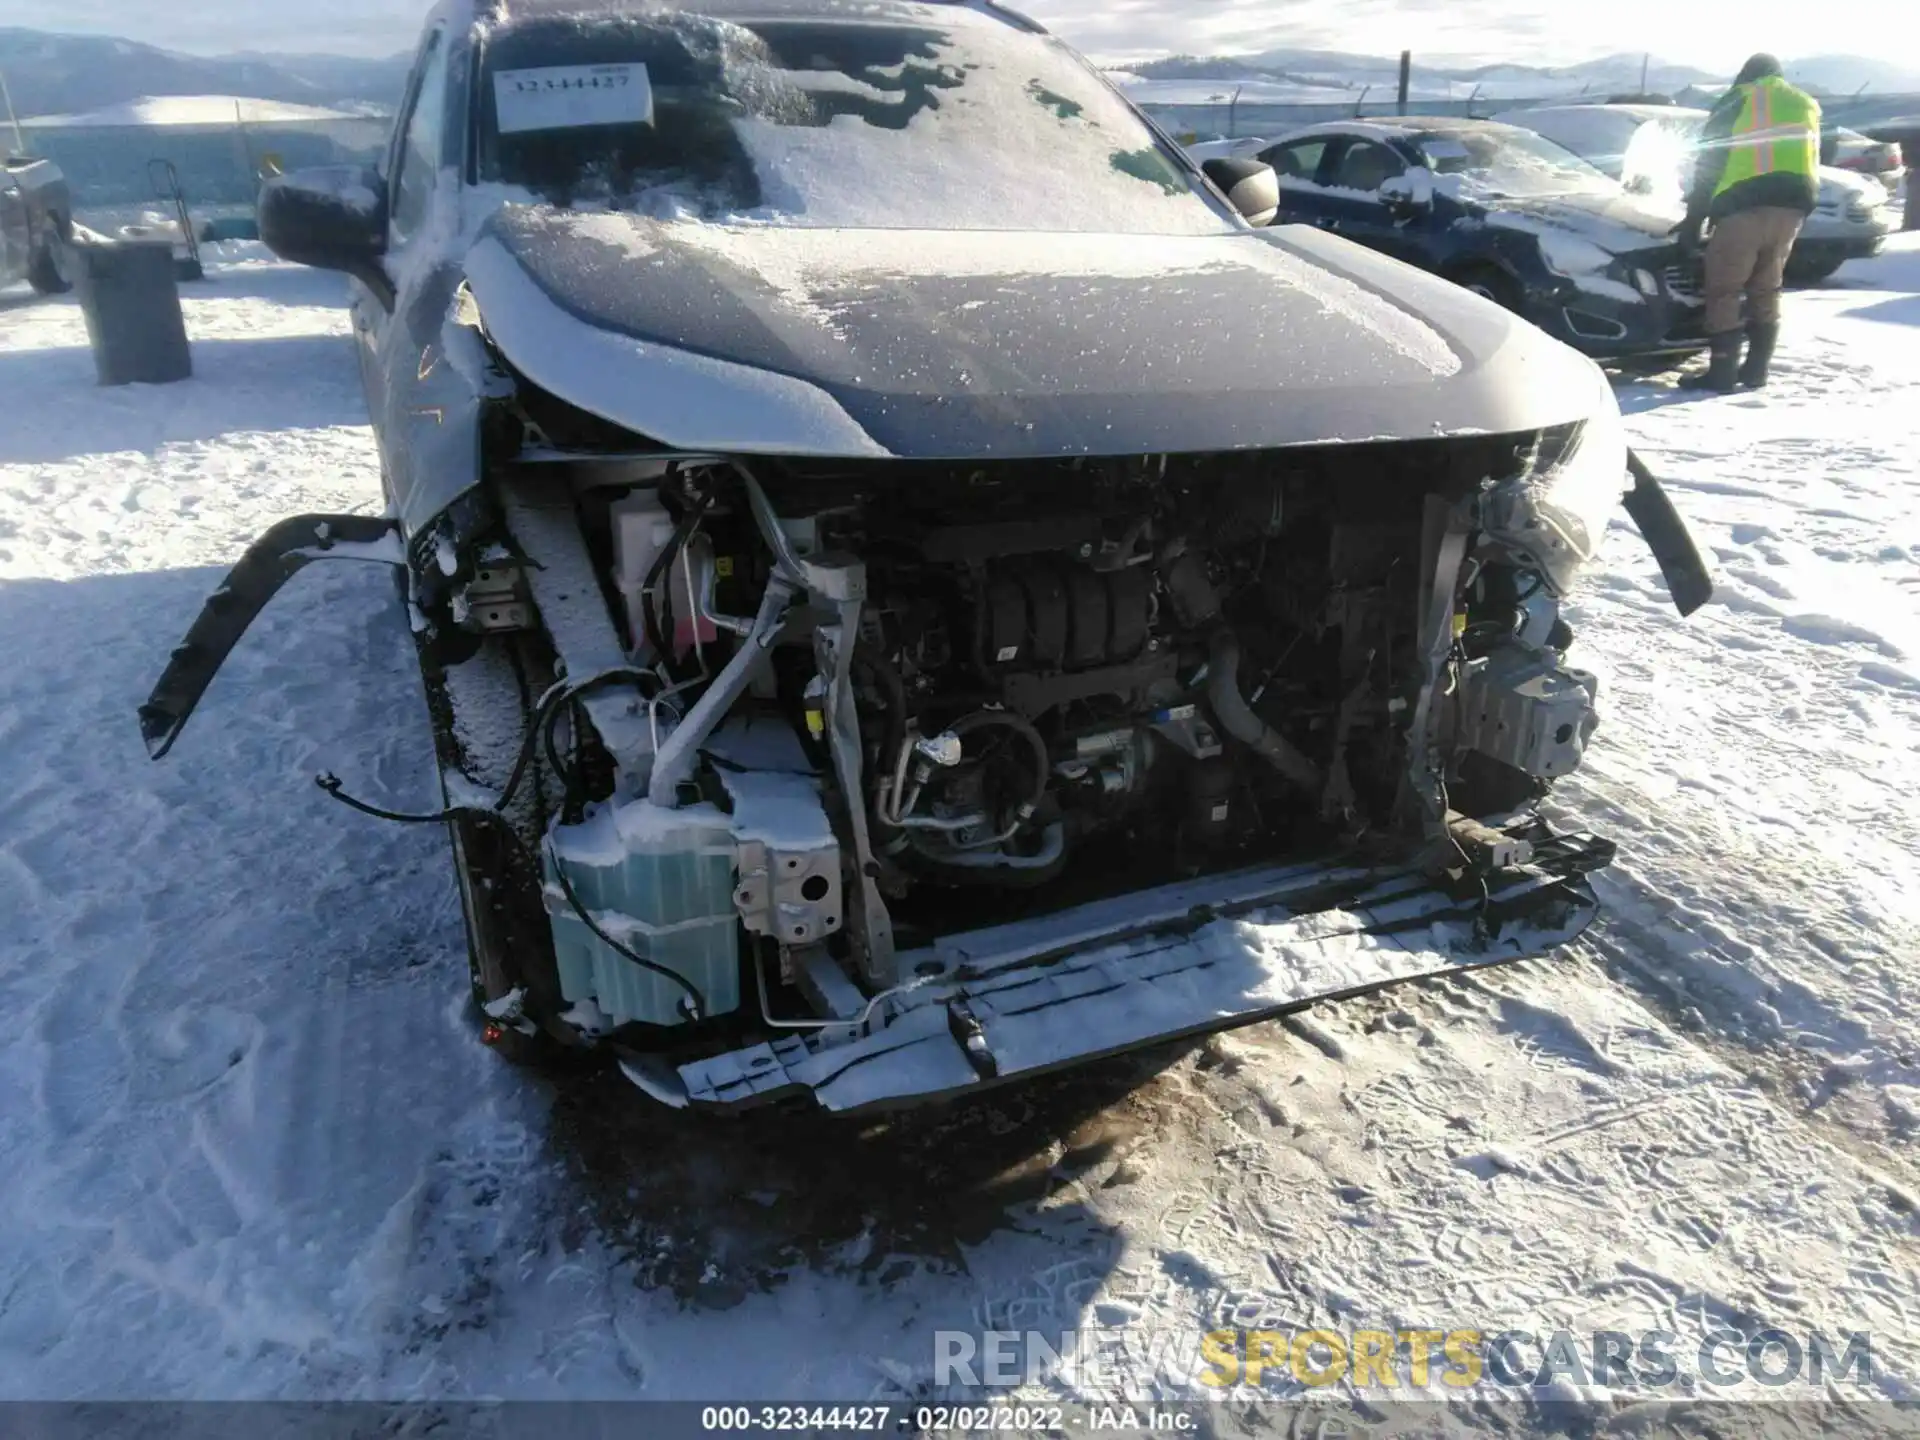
[1468,189,1684,256]
[462,205,1608,461]
[1816,166,1885,204]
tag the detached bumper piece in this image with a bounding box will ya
[621,825,1613,1116]
[140,513,404,758]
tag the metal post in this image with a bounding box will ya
[1397,51,1411,116]
[233,99,257,188]
[0,70,26,157]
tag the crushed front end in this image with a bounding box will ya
[145,368,1654,1116]
[441,393,1627,1112]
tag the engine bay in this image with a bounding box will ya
[412,435,1602,1041]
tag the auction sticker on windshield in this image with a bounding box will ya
[493,64,655,133]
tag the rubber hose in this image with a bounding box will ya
[642,491,713,668]
[1207,628,1324,794]
[854,638,909,784]
[949,708,1051,817]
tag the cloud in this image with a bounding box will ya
[0,0,1870,69]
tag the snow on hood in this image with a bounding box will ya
[1454,185,1684,254]
[463,233,888,458]
[459,204,1608,461]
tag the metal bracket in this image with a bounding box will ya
[816,599,898,988]
[1444,811,1536,873]
[497,480,655,779]
[1399,495,1475,835]
[454,559,532,633]
[735,838,843,947]
[647,575,797,805]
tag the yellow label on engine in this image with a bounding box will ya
[1452,612,1469,637]
[805,708,825,739]
[715,556,735,578]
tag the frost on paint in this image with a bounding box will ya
[461,233,889,456]
[474,8,1223,234]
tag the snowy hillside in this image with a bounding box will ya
[0,239,1917,1413]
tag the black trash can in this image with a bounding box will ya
[71,238,192,386]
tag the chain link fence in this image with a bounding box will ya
[1135,92,1920,144]
[21,117,390,224]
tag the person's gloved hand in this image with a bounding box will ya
[1670,217,1705,254]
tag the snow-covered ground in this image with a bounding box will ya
[1,237,1917,1418]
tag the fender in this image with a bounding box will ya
[139,514,404,759]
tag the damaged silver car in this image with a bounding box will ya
[141,0,1711,1113]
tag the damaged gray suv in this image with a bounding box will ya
[141,0,1711,1113]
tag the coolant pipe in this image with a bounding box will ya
[913,822,1067,870]
[1207,628,1324,794]
[647,575,796,805]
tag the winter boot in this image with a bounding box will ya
[1680,331,1743,393]
[1739,322,1779,389]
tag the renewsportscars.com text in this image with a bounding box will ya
[933,1327,1874,1395]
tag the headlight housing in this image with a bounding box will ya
[1479,365,1627,595]
[1536,231,1617,278]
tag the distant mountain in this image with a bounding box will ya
[3,25,1914,131]
[1121,48,1722,101]
[223,49,413,111]
[0,28,405,120]
[1785,55,1920,96]
[1117,47,1920,102]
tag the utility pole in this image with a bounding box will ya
[1397,50,1412,115]
[0,69,27,157]
[1641,52,1651,94]
[234,98,257,187]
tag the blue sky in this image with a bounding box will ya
[0,0,1886,65]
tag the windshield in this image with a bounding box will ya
[1414,127,1621,199]
[474,10,1229,234]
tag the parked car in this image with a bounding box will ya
[1823,124,1905,193]
[0,155,73,294]
[1254,117,1707,359]
[142,0,1708,1114]
[1861,118,1920,229]
[1184,135,1270,164]
[1495,104,1893,284]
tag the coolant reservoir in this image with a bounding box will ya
[609,490,676,661]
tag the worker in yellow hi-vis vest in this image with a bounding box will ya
[1677,54,1821,392]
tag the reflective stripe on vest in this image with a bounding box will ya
[1715,77,1820,197]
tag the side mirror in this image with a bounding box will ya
[1379,167,1435,214]
[1202,156,1280,226]
[258,165,393,310]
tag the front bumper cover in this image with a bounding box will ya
[619,824,1614,1116]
